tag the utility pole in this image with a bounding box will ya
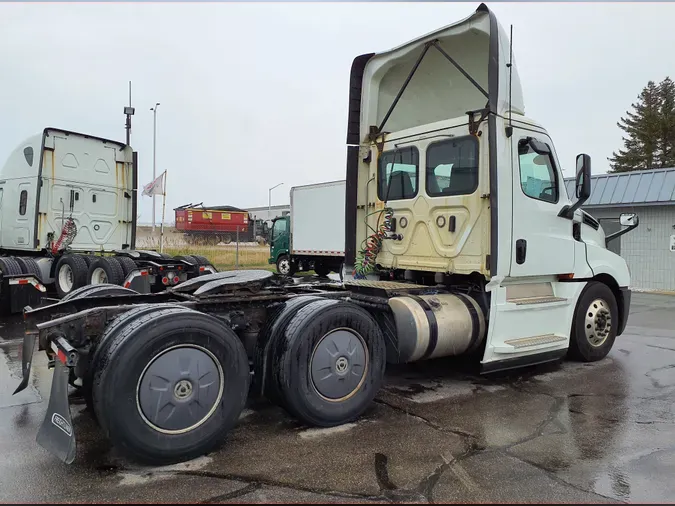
[268,182,283,225]
[150,102,160,232]
[124,81,135,146]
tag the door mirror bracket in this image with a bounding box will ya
[558,153,592,219]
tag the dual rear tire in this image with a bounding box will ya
[90,306,250,464]
[256,298,387,427]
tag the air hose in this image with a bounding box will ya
[353,207,393,279]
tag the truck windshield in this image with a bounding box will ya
[272,218,287,239]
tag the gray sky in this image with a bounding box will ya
[2,2,674,224]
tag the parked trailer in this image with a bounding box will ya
[269,180,345,276]
[175,203,269,245]
[15,3,639,466]
[0,128,217,314]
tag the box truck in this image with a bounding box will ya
[268,180,345,276]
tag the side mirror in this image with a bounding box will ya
[558,153,592,219]
[575,154,591,200]
[620,213,638,227]
[606,212,640,246]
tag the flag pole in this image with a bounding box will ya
[159,170,167,253]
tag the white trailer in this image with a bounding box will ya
[0,128,216,313]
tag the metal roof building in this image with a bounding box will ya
[566,167,675,292]
[564,167,675,209]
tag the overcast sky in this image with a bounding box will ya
[2,2,674,224]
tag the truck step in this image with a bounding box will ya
[503,334,567,349]
[508,296,567,305]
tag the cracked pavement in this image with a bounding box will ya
[1,292,674,503]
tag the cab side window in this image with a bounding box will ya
[517,139,559,204]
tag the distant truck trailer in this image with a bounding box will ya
[268,180,345,276]
[174,204,269,245]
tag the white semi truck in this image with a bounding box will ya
[15,3,639,467]
[0,128,216,314]
[268,180,345,276]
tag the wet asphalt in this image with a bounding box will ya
[1,291,674,503]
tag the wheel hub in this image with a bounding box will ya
[137,344,224,434]
[585,298,612,347]
[174,379,193,400]
[310,328,368,401]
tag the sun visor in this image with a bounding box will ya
[358,3,524,140]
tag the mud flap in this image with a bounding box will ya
[36,359,76,464]
[13,334,36,395]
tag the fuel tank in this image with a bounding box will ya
[387,293,486,363]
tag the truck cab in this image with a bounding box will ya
[268,215,291,274]
[344,2,636,370]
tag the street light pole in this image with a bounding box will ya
[150,102,160,232]
[268,182,283,224]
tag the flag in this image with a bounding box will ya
[142,171,166,197]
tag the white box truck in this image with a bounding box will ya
[268,180,346,276]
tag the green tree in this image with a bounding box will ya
[608,80,662,172]
[659,76,675,167]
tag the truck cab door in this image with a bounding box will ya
[509,132,575,277]
[480,128,582,371]
[270,217,289,260]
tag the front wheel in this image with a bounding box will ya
[276,255,294,276]
[568,281,619,362]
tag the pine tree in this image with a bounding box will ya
[659,76,675,168]
[608,80,662,172]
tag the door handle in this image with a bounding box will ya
[516,239,527,264]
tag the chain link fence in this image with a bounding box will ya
[136,225,271,272]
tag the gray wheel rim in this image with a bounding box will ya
[585,298,612,347]
[278,258,291,275]
[136,344,224,434]
[310,328,368,402]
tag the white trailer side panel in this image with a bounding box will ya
[290,180,345,256]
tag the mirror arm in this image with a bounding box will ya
[558,196,588,219]
[605,220,639,246]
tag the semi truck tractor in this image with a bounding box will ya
[0,128,216,314]
[14,3,639,467]
[268,180,345,276]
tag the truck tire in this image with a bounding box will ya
[314,262,331,278]
[16,257,42,280]
[83,303,190,418]
[88,257,124,286]
[191,255,212,266]
[81,255,99,268]
[91,307,250,464]
[175,255,198,265]
[115,256,138,278]
[221,234,232,245]
[273,299,386,427]
[276,255,294,276]
[251,295,324,402]
[568,281,619,363]
[54,255,89,298]
[0,257,23,277]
